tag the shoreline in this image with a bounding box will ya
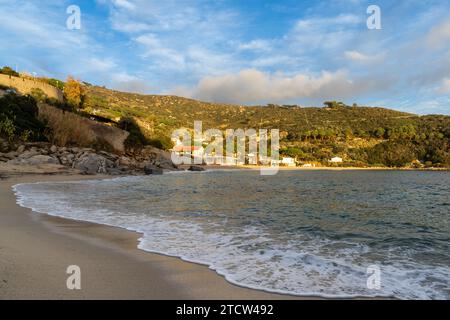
[1,173,311,299]
[183,164,449,171]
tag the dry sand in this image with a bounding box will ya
[0,172,305,300]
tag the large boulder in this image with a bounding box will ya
[144,165,164,175]
[17,148,41,159]
[2,151,18,160]
[73,153,115,174]
[8,155,60,165]
[188,165,205,172]
[141,146,178,170]
[27,155,60,165]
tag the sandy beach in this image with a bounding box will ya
[0,172,306,300]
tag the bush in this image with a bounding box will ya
[45,97,74,112]
[118,116,148,149]
[38,104,94,147]
[46,78,65,91]
[0,66,19,77]
[0,115,16,141]
[64,76,85,109]
[0,93,46,141]
[148,135,173,150]
[30,88,48,103]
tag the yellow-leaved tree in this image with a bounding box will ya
[64,76,85,109]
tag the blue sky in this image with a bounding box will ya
[0,0,449,114]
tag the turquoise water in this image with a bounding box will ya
[13,170,450,299]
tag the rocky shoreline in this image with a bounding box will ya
[0,142,180,176]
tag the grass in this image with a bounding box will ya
[38,103,95,147]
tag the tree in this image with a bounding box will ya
[324,101,346,109]
[64,76,85,109]
[374,127,385,138]
[0,66,19,77]
[30,88,48,103]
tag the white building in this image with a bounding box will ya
[281,157,296,167]
[330,157,343,163]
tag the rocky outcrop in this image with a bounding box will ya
[0,142,179,175]
[136,146,179,170]
[73,153,114,174]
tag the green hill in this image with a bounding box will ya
[80,85,450,167]
[1,72,449,168]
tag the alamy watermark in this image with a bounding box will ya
[366,265,381,290]
[66,5,81,30]
[171,121,280,175]
[66,265,81,290]
[367,5,382,30]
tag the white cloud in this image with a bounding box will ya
[295,14,362,29]
[238,40,272,52]
[111,72,153,94]
[438,78,450,94]
[344,51,385,64]
[427,17,450,49]
[286,14,362,54]
[113,0,136,10]
[182,68,381,104]
[85,58,117,72]
[111,20,151,33]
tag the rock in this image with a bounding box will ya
[3,151,18,160]
[8,155,60,165]
[18,149,40,159]
[98,151,119,162]
[59,153,75,166]
[0,153,9,162]
[106,168,124,175]
[16,145,26,154]
[141,146,178,170]
[188,165,205,172]
[144,165,164,175]
[27,155,60,165]
[73,153,115,175]
[119,156,132,166]
[0,143,8,153]
[50,145,58,153]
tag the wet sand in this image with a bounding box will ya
[0,173,306,300]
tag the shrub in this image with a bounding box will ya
[46,78,65,91]
[118,116,148,149]
[0,66,19,77]
[38,104,94,147]
[30,88,48,103]
[0,93,46,141]
[0,115,16,141]
[64,76,85,109]
[148,135,173,150]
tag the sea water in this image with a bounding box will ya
[13,170,450,299]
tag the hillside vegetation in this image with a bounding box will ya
[80,85,450,167]
[1,68,449,168]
